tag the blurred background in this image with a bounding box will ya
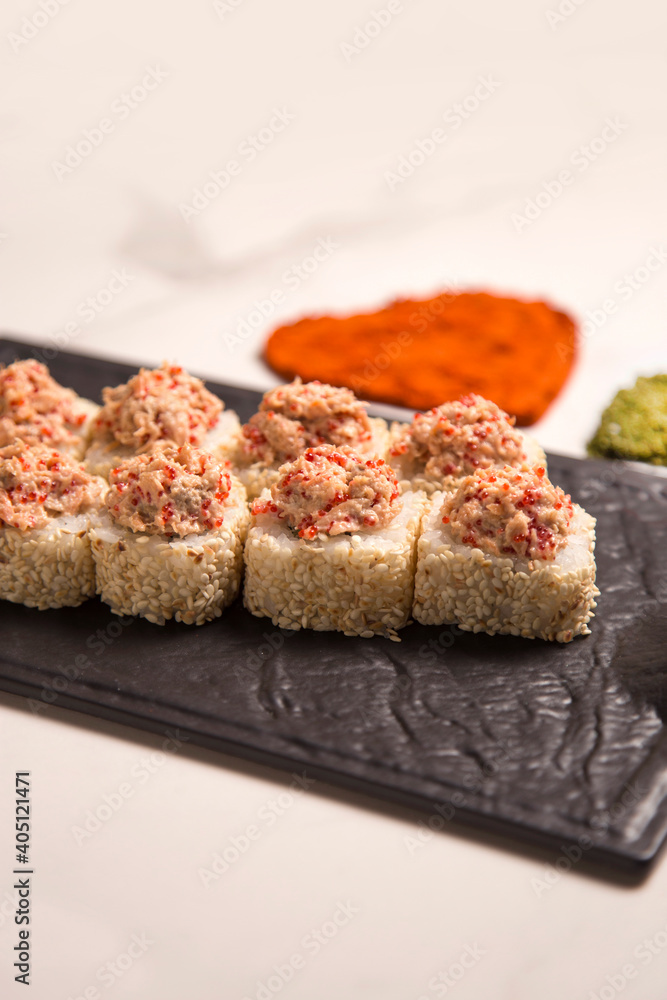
[2,0,666,454]
[2,2,667,998]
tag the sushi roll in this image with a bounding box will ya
[0,359,98,459]
[225,378,390,499]
[243,444,426,637]
[388,393,546,495]
[413,465,598,642]
[0,442,107,609]
[85,362,240,478]
[90,444,249,625]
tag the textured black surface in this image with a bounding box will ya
[1,339,667,875]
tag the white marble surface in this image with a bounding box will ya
[1,0,667,997]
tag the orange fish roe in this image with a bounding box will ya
[441,465,574,560]
[106,444,232,536]
[251,444,400,538]
[0,442,105,531]
[94,363,223,451]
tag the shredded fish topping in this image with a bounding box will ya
[106,443,233,536]
[241,379,372,465]
[0,442,105,531]
[391,393,527,480]
[94,363,223,450]
[252,444,400,539]
[0,360,89,449]
[441,465,574,560]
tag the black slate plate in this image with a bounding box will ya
[1,338,667,877]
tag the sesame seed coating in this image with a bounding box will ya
[0,513,98,609]
[243,490,427,637]
[413,493,599,642]
[90,478,249,625]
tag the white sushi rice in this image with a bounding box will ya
[413,493,599,642]
[226,417,391,500]
[0,513,97,609]
[388,428,547,495]
[89,479,250,625]
[243,489,427,637]
[64,398,100,460]
[85,410,241,479]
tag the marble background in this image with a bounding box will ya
[1,1,667,997]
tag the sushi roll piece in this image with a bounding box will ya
[85,362,240,478]
[90,444,249,625]
[388,393,546,495]
[244,444,426,637]
[225,378,390,499]
[413,465,599,642]
[0,359,98,459]
[0,442,107,609]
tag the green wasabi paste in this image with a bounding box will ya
[588,374,667,466]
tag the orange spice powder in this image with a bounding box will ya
[264,290,577,425]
